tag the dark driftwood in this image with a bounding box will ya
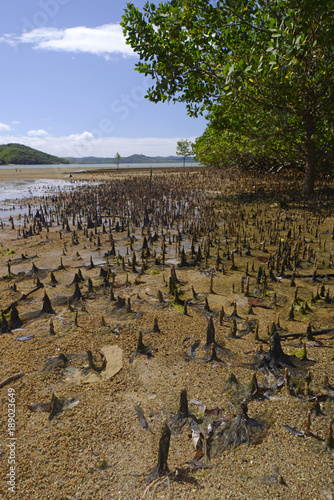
[279,328,334,339]
[3,286,42,315]
[0,372,24,389]
[134,405,149,430]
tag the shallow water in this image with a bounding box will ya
[0,178,92,222]
[0,162,199,221]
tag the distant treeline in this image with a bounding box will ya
[66,154,194,164]
[0,143,195,166]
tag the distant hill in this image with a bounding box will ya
[66,154,193,164]
[0,143,70,165]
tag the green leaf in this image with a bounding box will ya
[122,0,334,195]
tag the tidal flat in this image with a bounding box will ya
[0,166,333,499]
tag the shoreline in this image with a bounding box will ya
[0,166,77,180]
[0,164,203,181]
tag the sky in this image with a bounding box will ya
[0,0,207,159]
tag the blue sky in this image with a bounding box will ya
[0,0,207,158]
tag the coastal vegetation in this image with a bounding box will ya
[0,145,196,167]
[115,152,121,168]
[176,139,193,167]
[0,143,70,165]
[122,0,334,195]
[65,153,192,164]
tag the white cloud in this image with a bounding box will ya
[0,133,196,158]
[68,131,94,141]
[0,24,135,58]
[0,122,11,132]
[27,129,49,136]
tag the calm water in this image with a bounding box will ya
[0,162,200,222]
[0,178,91,222]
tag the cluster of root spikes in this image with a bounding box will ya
[1,167,334,496]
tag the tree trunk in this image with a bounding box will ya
[302,113,316,196]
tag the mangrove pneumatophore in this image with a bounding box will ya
[41,292,56,315]
[215,400,268,451]
[153,317,160,333]
[87,350,107,373]
[70,283,82,302]
[145,423,171,484]
[206,315,216,346]
[259,331,295,371]
[49,393,64,421]
[0,312,10,333]
[49,318,55,335]
[10,304,23,330]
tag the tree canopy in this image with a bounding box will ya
[176,139,193,166]
[122,0,334,194]
[115,152,121,168]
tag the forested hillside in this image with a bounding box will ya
[0,143,70,165]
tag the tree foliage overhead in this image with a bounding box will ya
[122,0,334,194]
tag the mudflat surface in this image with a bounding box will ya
[0,166,333,499]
